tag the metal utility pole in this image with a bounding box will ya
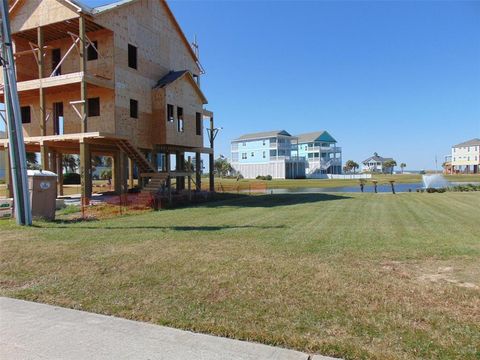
[0,2,32,225]
[206,119,221,192]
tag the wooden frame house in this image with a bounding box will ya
[0,0,215,201]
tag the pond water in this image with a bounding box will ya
[268,182,480,194]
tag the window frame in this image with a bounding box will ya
[87,40,98,61]
[195,112,202,136]
[87,97,100,117]
[177,106,184,132]
[128,44,137,69]
[167,104,174,122]
[130,99,139,119]
[21,106,31,124]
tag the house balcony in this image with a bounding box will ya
[270,155,306,162]
[0,72,114,100]
[306,146,342,153]
[4,17,114,92]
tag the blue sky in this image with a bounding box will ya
[167,0,480,170]
[5,1,480,170]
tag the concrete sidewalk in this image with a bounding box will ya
[0,297,338,360]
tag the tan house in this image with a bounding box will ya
[0,0,215,200]
[450,138,480,174]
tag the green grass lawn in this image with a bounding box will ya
[1,192,479,359]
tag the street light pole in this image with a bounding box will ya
[206,118,221,192]
[0,4,32,225]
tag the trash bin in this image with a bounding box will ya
[28,170,57,220]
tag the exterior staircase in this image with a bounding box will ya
[115,139,156,174]
[143,172,169,193]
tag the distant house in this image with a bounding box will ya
[450,138,480,174]
[231,130,306,179]
[295,131,342,177]
[362,153,394,173]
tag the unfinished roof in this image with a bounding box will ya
[79,0,199,63]
[233,130,292,142]
[362,155,394,164]
[155,70,189,88]
[9,0,199,65]
[154,71,207,104]
[453,138,480,147]
[296,131,337,144]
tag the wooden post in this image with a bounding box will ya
[187,155,192,200]
[56,152,63,196]
[37,26,46,136]
[50,150,56,171]
[40,143,49,171]
[195,152,201,191]
[151,148,158,172]
[165,152,170,172]
[167,176,172,206]
[128,158,134,189]
[120,151,128,195]
[175,151,181,191]
[79,16,87,133]
[180,152,185,190]
[79,141,92,201]
[113,151,121,194]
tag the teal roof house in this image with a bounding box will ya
[295,131,342,177]
[231,130,306,179]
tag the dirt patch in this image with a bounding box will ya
[379,260,480,290]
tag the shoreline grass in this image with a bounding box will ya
[1,192,479,359]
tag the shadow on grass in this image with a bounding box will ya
[203,192,352,208]
[39,224,287,231]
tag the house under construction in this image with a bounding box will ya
[0,0,215,203]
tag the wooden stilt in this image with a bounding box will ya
[128,158,134,189]
[195,152,201,191]
[79,141,92,201]
[56,152,63,196]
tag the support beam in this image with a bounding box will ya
[50,150,57,175]
[79,16,87,133]
[120,151,128,195]
[174,151,185,191]
[79,141,92,201]
[40,144,49,171]
[195,152,201,191]
[151,149,158,172]
[128,158,134,189]
[187,156,192,201]
[165,152,170,172]
[113,151,121,194]
[113,151,127,194]
[56,152,63,196]
[37,26,46,136]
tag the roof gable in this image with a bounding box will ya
[296,131,337,144]
[90,0,199,65]
[154,70,207,104]
[9,0,80,33]
[233,130,292,142]
[453,138,480,147]
[362,155,393,164]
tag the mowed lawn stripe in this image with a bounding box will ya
[0,192,479,360]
